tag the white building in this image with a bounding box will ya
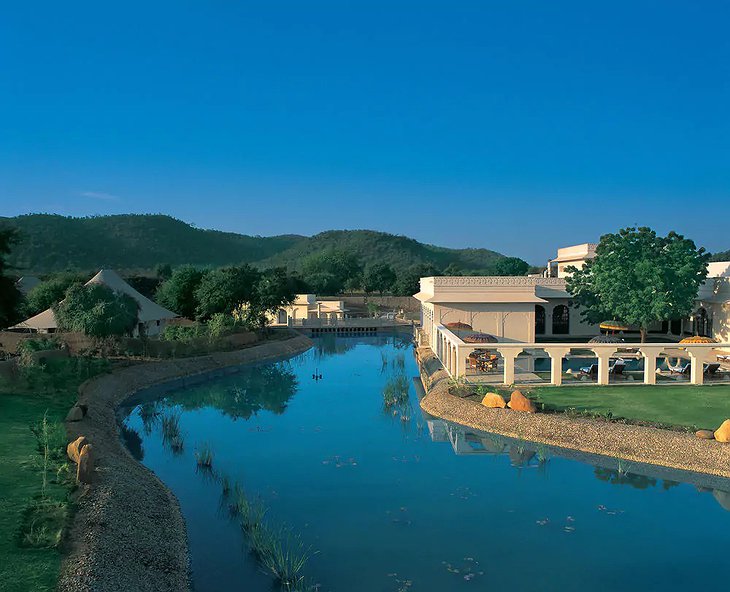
[10,269,178,337]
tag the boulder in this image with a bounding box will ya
[714,420,730,443]
[66,405,84,422]
[67,436,89,463]
[77,444,94,484]
[481,393,507,409]
[507,390,537,413]
[695,430,715,440]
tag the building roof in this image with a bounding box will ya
[10,269,178,331]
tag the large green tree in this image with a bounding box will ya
[566,227,710,341]
[194,265,261,320]
[55,283,139,337]
[155,266,207,319]
[362,262,396,295]
[392,263,440,297]
[23,272,87,316]
[246,267,298,330]
[301,249,362,294]
[0,228,23,328]
[492,256,529,276]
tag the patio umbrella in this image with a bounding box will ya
[445,321,472,330]
[463,332,498,344]
[679,336,717,344]
[599,320,629,332]
[588,334,624,344]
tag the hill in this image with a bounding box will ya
[0,214,510,275]
[710,250,730,262]
[258,229,506,273]
[1,214,304,274]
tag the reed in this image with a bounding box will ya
[195,442,214,469]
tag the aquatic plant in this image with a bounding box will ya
[161,411,182,442]
[382,374,410,407]
[617,459,631,476]
[536,444,550,464]
[195,442,214,469]
[258,525,315,589]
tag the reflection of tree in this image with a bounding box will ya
[120,423,144,461]
[168,363,299,420]
[594,467,657,489]
[312,334,357,360]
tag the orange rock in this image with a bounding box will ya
[67,436,89,463]
[77,444,94,484]
[507,390,537,413]
[695,430,715,440]
[714,420,730,443]
[481,393,507,409]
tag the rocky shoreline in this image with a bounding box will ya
[416,346,730,480]
[58,333,313,592]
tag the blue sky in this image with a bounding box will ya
[1,1,728,263]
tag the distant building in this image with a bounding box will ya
[269,294,346,326]
[15,276,41,295]
[9,269,178,337]
[547,243,597,278]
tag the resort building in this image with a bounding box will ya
[10,269,178,337]
[269,294,346,326]
[546,243,597,278]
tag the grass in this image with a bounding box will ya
[0,357,108,592]
[527,384,730,430]
[194,441,214,469]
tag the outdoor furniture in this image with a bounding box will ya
[667,361,691,374]
[609,359,626,375]
[704,363,721,375]
[579,364,598,376]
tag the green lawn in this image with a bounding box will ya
[525,384,730,430]
[0,357,109,592]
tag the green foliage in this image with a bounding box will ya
[155,266,207,319]
[22,272,87,317]
[194,442,214,469]
[566,227,710,340]
[0,226,23,328]
[392,263,440,296]
[300,249,362,294]
[54,283,139,338]
[249,267,298,329]
[194,265,260,320]
[709,249,730,262]
[493,256,529,276]
[363,262,396,294]
[1,213,302,273]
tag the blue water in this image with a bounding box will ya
[121,334,730,591]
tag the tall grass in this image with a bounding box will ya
[258,526,315,589]
[161,411,184,453]
[382,374,410,408]
[194,442,214,469]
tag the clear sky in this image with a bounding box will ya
[1,1,728,263]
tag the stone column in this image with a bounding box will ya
[592,347,618,385]
[688,349,710,385]
[497,347,522,386]
[547,347,571,386]
[640,346,664,385]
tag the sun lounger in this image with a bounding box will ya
[704,363,721,375]
[667,360,691,374]
[579,363,598,376]
[609,360,626,375]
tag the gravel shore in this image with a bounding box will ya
[58,334,313,592]
[417,347,730,480]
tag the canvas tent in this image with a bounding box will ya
[10,269,178,336]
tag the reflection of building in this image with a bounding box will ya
[269,294,346,326]
[10,269,178,337]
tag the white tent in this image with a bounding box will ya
[10,269,178,336]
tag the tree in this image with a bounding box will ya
[362,263,396,295]
[392,263,440,296]
[492,257,529,276]
[0,228,23,328]
[54,283,139,338]
[194,265,261,320]
[301,249,361,294]
[155,266,207,319]
[566,227,710,341]
[155,263,173,280]
[247,267,298,330]
[23,272,87,316]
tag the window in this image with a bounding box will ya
[694,308,710,337]
[535,305,546,335]
[670,319,682,335]
[277,309,288,324]
[552,305,570,335]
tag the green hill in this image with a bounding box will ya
[1,214,510,275]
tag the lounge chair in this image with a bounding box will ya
[704,363,721,375]
[609,359,626,375]
[579,363,598,376]
[667,360,691,374]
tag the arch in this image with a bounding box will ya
[694,307,710,337]
[535,305,546,335]
[277,309,288,324]
[552,305,570,335]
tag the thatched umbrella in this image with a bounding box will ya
[679,335,718,344]
[588,334,624,344]
[445,321,473,330]
[599,320,629,333]
[463,332,498,344]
